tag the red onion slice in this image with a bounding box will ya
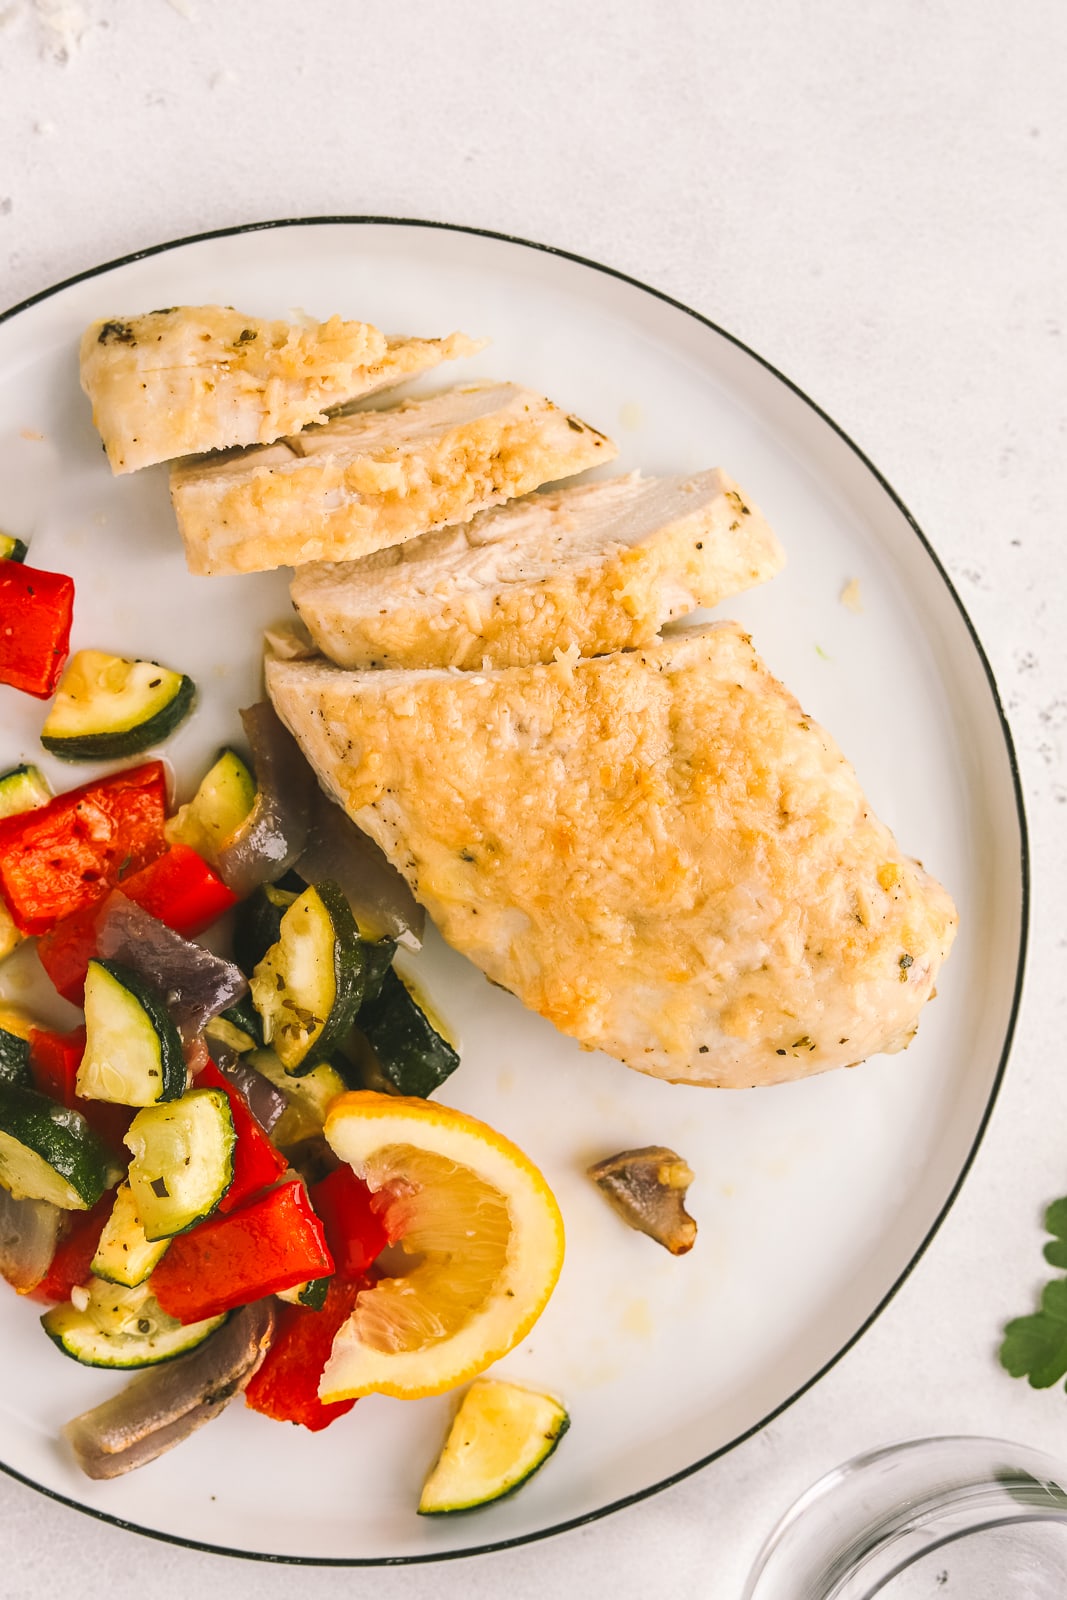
[0,1188,60,1293]
[215,704,316,898]
[296,787,424,949]
[207,1042,286,1135]
[95,893,247,1041]
[63,1300,275,1479]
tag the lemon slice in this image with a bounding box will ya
[319,1092,565,1401]
[419,1379,570,1514]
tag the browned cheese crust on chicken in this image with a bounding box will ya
[80,305,482,474]
[170,382,617,576]
[265,624,957,1088]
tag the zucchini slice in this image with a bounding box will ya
[40,650,196,761]
[275,1276,330,1311]
[91,1180,171,1287]
[0,763,52,820]
[418,1380,570,1515]
[249,882,367,1075]
[247,1049,345,1147]
[0,533,27,563]
[125,1089,234,1240]
[165,747,255,866]
[0,1024,31,1088]
[233,879,301,977]
[0,1082,116,1209]
[357,968,460,1099]
[78,960,187,1107]
[42,1277,224,1368]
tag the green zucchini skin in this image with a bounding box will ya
[79,960,187,1107]
[0,1025,31,1088]
[250,881,370,1077]
[42,1282,225,1368]
[0,1082,116,1209]
[41,674,196,762]
[357,969,460,1100]
[164,747,255,865]
[232,878,302,977]
[0,763,52,820]
[0,535,27,563]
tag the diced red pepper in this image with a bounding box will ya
[310,1164,389,1279]
[150,1179,333,1324]
[194,1060,288,1215]
[244,1275,365,1431]
[38,844,237,1003]
[25,1192,112,1304]
[0,761,167,936]
[120,843,238,939]
[0,561,74,699]
[28,1026,134,1157]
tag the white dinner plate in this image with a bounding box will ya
[0,219,1026,1564]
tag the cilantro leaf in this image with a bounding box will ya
[1042,1199,1067,1270]
[1001,1280,1067,1388]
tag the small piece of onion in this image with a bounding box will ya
[95,892,247,1042]
[296,786,424,949]
[207,1042,286,1135]
[214,704,316,899]
[0,1187,61,1293]
[63,1299,276,1480]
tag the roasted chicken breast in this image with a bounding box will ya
[290,469,785,670]
[171,382,617,576]
[80,305,481,473]
[265,624,957,1088]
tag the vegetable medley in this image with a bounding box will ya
[0,552,462,1460]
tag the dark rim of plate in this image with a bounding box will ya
[0,216,1031,1568]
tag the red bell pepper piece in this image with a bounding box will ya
[28,1026,134,1157]
[194,1059,288,1215]
[25,1192,112,1304]
[120,843,238,939]
[243,1276,365,1431]
[38,844,237,1004]
[150,1179,333,1324]
[0,561,74,698]
[0,761,167,936]
[310,1165,389,1279]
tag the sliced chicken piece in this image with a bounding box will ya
[265,624,957,1089]
[170,382,617,576]
[290,469,785,671]
[79,304,482,473]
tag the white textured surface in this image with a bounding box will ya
[0,2,1062,1597]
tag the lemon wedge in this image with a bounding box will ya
[319,1092,564,1401]
[419,1379,569,1514]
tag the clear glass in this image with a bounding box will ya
[743,1436,1067,1600]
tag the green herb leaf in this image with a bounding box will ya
[1000,1280,1067,1388]
[1042,1199,1067,1270]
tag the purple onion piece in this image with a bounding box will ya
[297,786,424,948]
[214,704,316,898]
[207,1043,286,1135]
[62,1300,276,1480]
[95,892,247,1042]
[0,1188,60,1293]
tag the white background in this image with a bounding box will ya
[0,2,1063,1596]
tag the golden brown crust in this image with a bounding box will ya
[171,383,618,576]
[290,470,785,670]
[265,625,958,1088]
[79,306,481,473]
